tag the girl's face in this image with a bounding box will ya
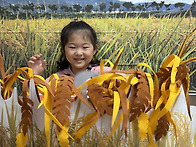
[64,30,96,75]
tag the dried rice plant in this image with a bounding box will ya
[0,124,9,146]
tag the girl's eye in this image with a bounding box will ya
[83,47,89,49]
[69,46,75,49]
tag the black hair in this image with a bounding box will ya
[57,20,99,70]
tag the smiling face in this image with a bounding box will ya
[64,30,96,75]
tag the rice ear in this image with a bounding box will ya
[52,76,73,132]
[129,71,151,122]
[0,54,6,79]
[19,80,33,136]
[177,28,195,58]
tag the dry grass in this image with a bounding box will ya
[0,111,195,146]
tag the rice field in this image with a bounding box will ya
[0,14,196,146]
[0,15,195,91]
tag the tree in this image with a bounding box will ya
[156,5,160,11]
[164,3,171,10]
[28,2,34,12]
[122,2,134,11]
[35,4,45,13]
[131,6,136,11]
[191,1,196,9]
[144,2,150,11]
[113,3,121,11]
[99,3,106,12]
[84,4,93,13]
[48,4,58,13]
[150,1,158,11]
[159,1,164,10]
[21,5,28,12]
[174,2,185,10]
[136,4,143,11]
[9,3,19,14]
[109,2,114,12]
[73,4,82,12]
[61,5,71,12]
[0,6,11,16]
[22,1,34,13]
[61,5,72,12]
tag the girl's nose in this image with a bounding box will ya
[75,49,83,56]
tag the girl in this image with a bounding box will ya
[28,20,110,80]
[28,20,113,135]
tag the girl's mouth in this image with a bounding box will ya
[74,58,85,62]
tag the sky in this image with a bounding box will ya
[119,0,194,4]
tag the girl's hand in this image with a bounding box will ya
[28,54,46,75]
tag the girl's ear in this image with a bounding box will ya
[93,45,98,55]
[61,45,65,53]
[93,49,96,55]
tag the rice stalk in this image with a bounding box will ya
[4,99,17,146]
[0,124,9,147]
